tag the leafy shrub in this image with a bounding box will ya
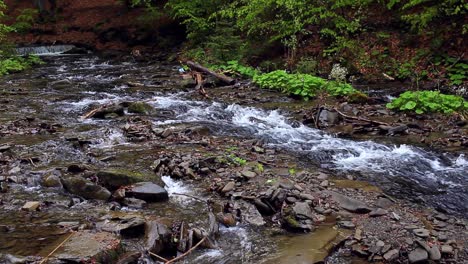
[253,70,362,100]
[0,55,44,76]
[12,8,38,33]
[216,60,259,78]
[386,90,468,114]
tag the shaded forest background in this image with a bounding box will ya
[1,0,467,86]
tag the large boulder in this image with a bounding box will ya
[96,169,148,190]
[127,102,155,115]
[127,182,168,202]
[63,177,111,200]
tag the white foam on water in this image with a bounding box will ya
[193,249,223,262]
[91,129,128,149]
[149,96,467,188]
[161,176,193,204]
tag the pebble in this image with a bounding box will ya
[286,197,297,204]
[375,197,393,209]
[221,182,235,193]
[241,170,256,179]
[408,248,428,263]
[413,228,430,238]
[338,221,356,229]
[369,208,388,217]
[383,249,399,261]
[429,246,441,260]
[22,201,40,211]
[438,234,448,242]
[441,245,453,254]
[320,180,329,187]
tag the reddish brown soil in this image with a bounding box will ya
[6,0,173,51]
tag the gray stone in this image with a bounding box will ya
[97,213,145,237]
[369,208,388,217]
[438,234,448,242]
[21,201,40,211]
[383,249,399,261]
[42,173,62,188]
[429,246,441,260]
[338,221,356,229]
[441,245,453,254]
[320,180,329,187]
[408,248,428,263]
[96,170,146,190]
[50,231,120,262]
[122,198,147,209]
[375,197,394,209]
[413,228,430,238]
[293,202,314,220]
[241,170,256,179]
[326,191,372,213]
[239,201,266,226]
[63,177,111,200]
[127,182,168,202]
[144,221,171,254]
[221,182,235,193]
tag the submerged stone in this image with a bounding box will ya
[96,169,147,190]
[127,102,155,114]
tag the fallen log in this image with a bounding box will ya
[333,108,390,126]
[186,61,235,85]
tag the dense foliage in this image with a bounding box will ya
[386,91,468,114]
[253,70,362,100]
[0,1,43,75]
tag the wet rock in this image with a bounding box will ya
[429,246,441,260]
[438,234,448,242]
[116,251,142,264]
[0,182,8,193]
[254,199,274,215]
[63,176,111,200]
[89,104,125,119]
[408,248,428,263]
[338,221,355,229]
[434,214,449,221]
[221,182,235,193]
[21,201,40,211]
[0,254,40,264]
[293,202,314,220]
[67,164,90,173]
[0,225,9,232]
[413,228,430,238]
[96,170,146,190]
[122,198,147,209]
[127,182,168,202]
[42,173,63,188]
[369,208,388,217]
[383,249,399,261]
[144,220,172,254]
[127,102,154,114]
[112,188,126,200]
[50,231,121,262]
[97,213,145,237]
[238,201,266,226]
[319,110,341,125]
[326,191,372,213]
[217,213,236,227]
[58,222,80,230]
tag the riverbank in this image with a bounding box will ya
[0,54,466,263]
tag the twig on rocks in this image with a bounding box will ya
[166,237,207,264]
[39,232,75,264]
[148,251,170,262]
[333,107,390,126]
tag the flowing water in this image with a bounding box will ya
[0,54,467,263]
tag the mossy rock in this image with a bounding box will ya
[127,102,155,115]
[96,169,150,190]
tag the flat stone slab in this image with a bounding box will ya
[127,182,168,202]
[50,231,120,262]
[326,191,372,213]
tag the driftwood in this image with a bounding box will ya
[333,108,390,126]
[186,61,235,85]
[193,72,210,99]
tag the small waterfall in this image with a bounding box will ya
[15,45,76,56]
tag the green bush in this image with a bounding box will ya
[215,60,259,78]
[253,70,362,100]
[0,55,44,76]
[386,90,468,114]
